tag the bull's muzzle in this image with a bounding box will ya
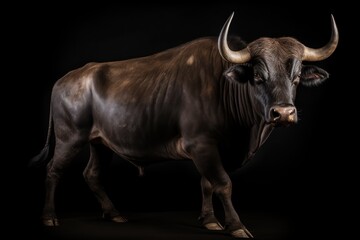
[270,105,297,126]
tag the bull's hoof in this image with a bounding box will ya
[103,213,128,223]
[42,218,59,226]
[110,215,128,223]
[231,228,254,238]
[204,222,223,230]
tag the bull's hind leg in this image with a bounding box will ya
[42,139,85,226]
[83,143,127,223]
[199,176,223,230]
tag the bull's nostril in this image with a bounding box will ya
[271,108,280,121]
[270,106,297,124]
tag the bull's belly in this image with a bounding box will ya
[92,131,191,163]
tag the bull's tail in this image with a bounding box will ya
[28,104,53,167]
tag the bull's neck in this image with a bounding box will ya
[220,68,259,128]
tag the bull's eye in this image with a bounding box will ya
[293,78,300,86]
[254,73,264,84]
[292,73,301,86]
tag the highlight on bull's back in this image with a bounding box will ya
[29,12,338,238]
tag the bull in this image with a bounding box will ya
[30,12,338,238]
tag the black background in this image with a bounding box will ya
[9,3,354,239]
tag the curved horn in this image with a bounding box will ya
[303,14,339,61]
[218,12,251,63]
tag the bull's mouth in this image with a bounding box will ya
[267,120,297,127]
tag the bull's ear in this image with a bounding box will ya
[224,64,252,84]
[300,65,329,87]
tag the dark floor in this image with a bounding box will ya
[26,211,294,240]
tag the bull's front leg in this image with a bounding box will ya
[187,138,253,238]
[199,176,223,230]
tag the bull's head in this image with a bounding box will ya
[218,13,338,126]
